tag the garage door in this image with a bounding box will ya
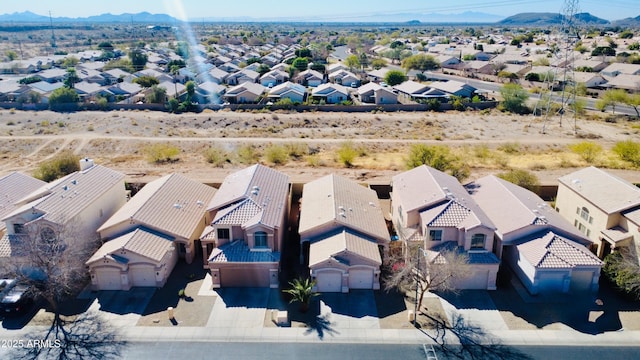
[348,269,373,289]
[130,265,157,287]
[316,271,342,292]
[537,271,567,293]
[96,269,121,290]
[458,269,489,290]
[219,267,270,287]
[570,270,594,292]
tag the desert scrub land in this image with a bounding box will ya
[0,108,639,184]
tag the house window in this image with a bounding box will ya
[429,230,442,242]
[13,224,25,234]
[254,231,268,248]
[217,228,230,240]
[580,207,590,222]
[471,234,486,250]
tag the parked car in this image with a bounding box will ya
[0,279,17,299]
[0,284,33,316]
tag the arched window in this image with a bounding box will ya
[471,234,486,250]
[255,231,268,248]
[580,207,590,222]
[40,227,57,244]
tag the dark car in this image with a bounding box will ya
[0,284,33,315]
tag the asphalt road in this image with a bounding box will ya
[89,342,640,360]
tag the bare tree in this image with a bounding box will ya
[1,221,111,359]
[604,246,640,300]
[384,243,471,315]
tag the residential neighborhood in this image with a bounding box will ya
[0,3,640,358]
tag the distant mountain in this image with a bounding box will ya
[327,11,505,23]
[0,11,177,23]
[613,15,640,27]
[499,12,609,26]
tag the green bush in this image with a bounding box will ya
[34,151,80,182]
[203,146,229,167]
[236,144,260,164]
[264,144,288,165]
[144,143,180,164]
[497,169,539,192]
[613,140,640,166]
[337,141,358,168]
[569,141,602,163]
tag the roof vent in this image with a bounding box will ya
[339,211,346,217]
[71,179,78,185]
[251,190,258,195]
[173,203,183,209]
[196,200,204,207]
[338,206,345,211]
[62,185,69,191]
[369,201,375,207]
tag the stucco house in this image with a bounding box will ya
[298,174,389,292]
[0,173,46,239]
[260,69,289,87]
[469,175,602,295]
[391,165,500,290]
[87,173,216,291]
[201,164,290,288]
[311,83,349,104]
[328,69,360,87]
[226,68,260,85]
[356,83,397,105]
[267,81,306,103]
[223,82,266,104]
[0,159,126,259]
[294,69,324,87]
[556,167,640,260]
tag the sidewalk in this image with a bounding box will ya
[1,277,639,348]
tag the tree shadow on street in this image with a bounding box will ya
[417,311,533,360]
[10,311,127,360]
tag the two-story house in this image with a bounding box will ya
[391,165,500,290]
[201,165,290,288]
[556,167,640,260]
[87,173,217,291]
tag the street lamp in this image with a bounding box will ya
[413,246,428,326]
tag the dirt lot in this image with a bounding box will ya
[0,108,639,184]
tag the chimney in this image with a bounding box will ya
[79,158,95,171]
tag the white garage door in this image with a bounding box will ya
[459,269,489,290]
[96,269,121,290]
[316,271,342,292]
[537,271,567,293]
[349,269,373,289]
[130,265,157,287]
[570,270,594,292]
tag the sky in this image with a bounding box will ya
[0,0,637,21]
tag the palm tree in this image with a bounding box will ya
[284,277,318,313]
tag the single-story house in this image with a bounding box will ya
[294,69,324,87]
[356,83,397,105]
[223,82,266,104]
[267,81,306,103]
[201,164,290,288]
[311,83,349,104]
[328,69,360,87]
[260,69,289,87]
[299,174,389,292]
[226,68,260,85]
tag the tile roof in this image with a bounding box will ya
[558,167,640,214]
[4,165,124,225]
[87,227,174,265]
[468,175,583,242]
[309,229,382,268]
[207,165,289,230]
[0,172,46,232]
[213,198,261,225]
[517,231,602,269]
[425,200,476,228]
[393,165,494,230]
[208,240,280,263]
[98,173,216,240]
[299,174,389,244]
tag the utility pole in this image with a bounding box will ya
[49,11,56,48]
[536,0,580,134]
